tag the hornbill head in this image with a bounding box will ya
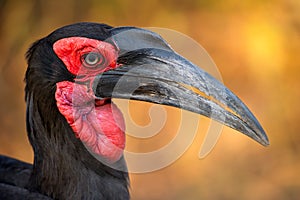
[25,22,268,165]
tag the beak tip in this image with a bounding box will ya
[260,139,270,147]
[262,137,270,146]
[256,129,270,146]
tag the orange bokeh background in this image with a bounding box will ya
[0,0,299,199]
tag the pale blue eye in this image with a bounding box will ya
[82,52,104,67]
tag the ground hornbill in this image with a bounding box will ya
[0,22,269,199]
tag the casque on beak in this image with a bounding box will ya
[93,27,269,146]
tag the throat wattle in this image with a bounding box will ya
[55,81,126,163]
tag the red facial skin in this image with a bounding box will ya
[53,37,125,163]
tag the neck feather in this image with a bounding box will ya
[25,92,129,200]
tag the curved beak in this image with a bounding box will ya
[93,28,269,146]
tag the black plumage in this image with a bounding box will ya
[0,22,268,200]
[1,23,129,200]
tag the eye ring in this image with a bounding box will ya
[82,52,105,68]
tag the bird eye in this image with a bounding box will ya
[82,52,105,68]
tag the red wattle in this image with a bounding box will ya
[55,81,125,163]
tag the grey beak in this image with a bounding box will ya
[94,27,269,146]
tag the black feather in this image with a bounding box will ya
[1,22,130,200]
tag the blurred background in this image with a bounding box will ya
[0,0,299,199]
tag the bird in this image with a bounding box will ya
[0,22,269,200]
